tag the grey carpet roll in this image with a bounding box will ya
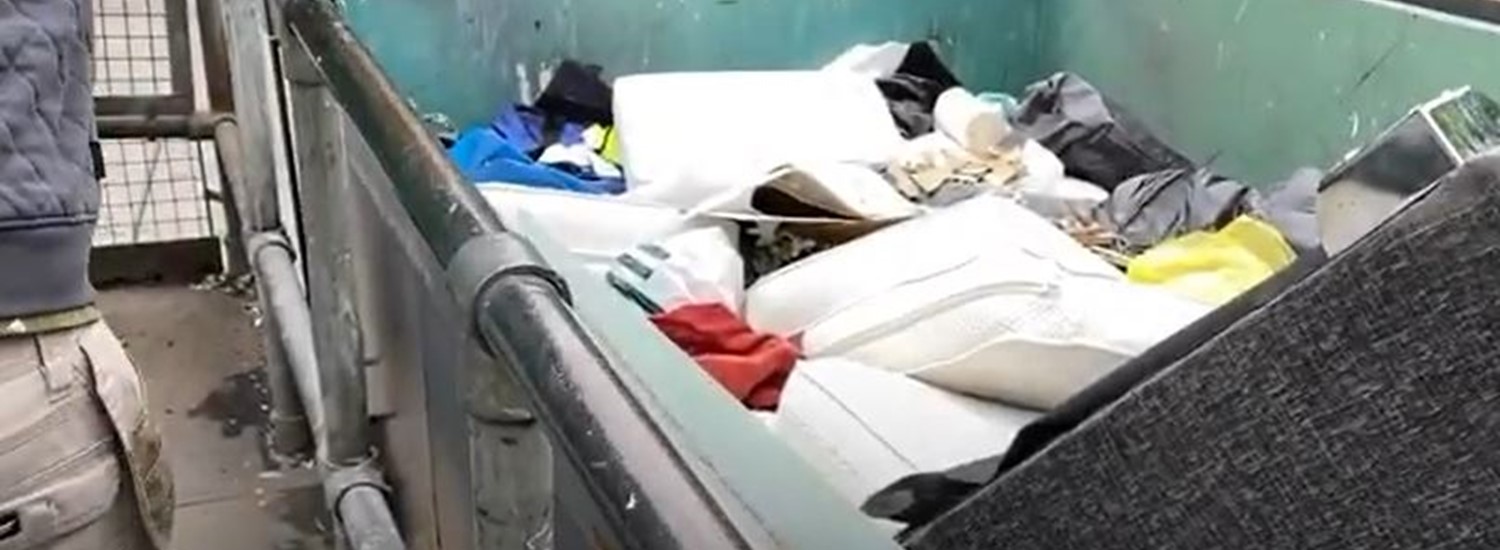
[909,155,1500,550]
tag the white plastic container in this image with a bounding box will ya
[935,87,1013,154]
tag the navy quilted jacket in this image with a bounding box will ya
[0,0,98,317]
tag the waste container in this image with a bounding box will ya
[271,0,1500,548]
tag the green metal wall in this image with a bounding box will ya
[1037,0,1500,183]
[348,0,1500,182]
[343,0,1044,127]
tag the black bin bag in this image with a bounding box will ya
[1013,73,1195,189]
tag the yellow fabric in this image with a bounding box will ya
[1127,216,1296,305]
[585,124,623,165]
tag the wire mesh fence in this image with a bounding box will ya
[93,0,176,97]
[93,139,220,246]
[92,0,221,247]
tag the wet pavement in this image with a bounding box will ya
[99,285,333,550]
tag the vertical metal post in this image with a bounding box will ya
[283,37,371,467]
[163,0,196,105]
[466,336,553,549]
[219,0,312,459]
[221,1,403,546]
[215,120,313,459]
[199,0,249,276]
[220,0,281,233]
[217,153,251,277]
[196,0,235,113]
[247,232,327,440]
[341,125,394,418]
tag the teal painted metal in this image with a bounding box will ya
[343,0,1043,126]
[346,0,1500,181]
[330,0,1500,543]
[1037,0,1500,184]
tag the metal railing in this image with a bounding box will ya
[269,0,749,546]
[220,0,906,548]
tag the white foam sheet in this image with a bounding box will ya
[772,358,1040,507]
[614,71,905,211]
[478,182,737,265]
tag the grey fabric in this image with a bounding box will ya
[1097,168,1251,252]
[1013,73,1195,190]
[0,0,99,317]
[1251,168,1322,256]
[909,156,1500,550]
[1098,166,1324,255]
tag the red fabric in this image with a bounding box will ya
[650,303,800,410]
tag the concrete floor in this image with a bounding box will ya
[98,285,332,550]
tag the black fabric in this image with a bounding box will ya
[864,250,1328,528]
[1013,73,1195,189]
[1098,168,1253,252]
[895,43,961,90]
[534,59,614,125]
[875,43,962,138]
[877,75,950,138]
[908,156,1500,550]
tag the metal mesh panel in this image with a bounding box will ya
[94,139,219,246]
[91,0,220,247]
[93,0,175,97]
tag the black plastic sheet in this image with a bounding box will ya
[876,43,962,138]
[534,59,614,125]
